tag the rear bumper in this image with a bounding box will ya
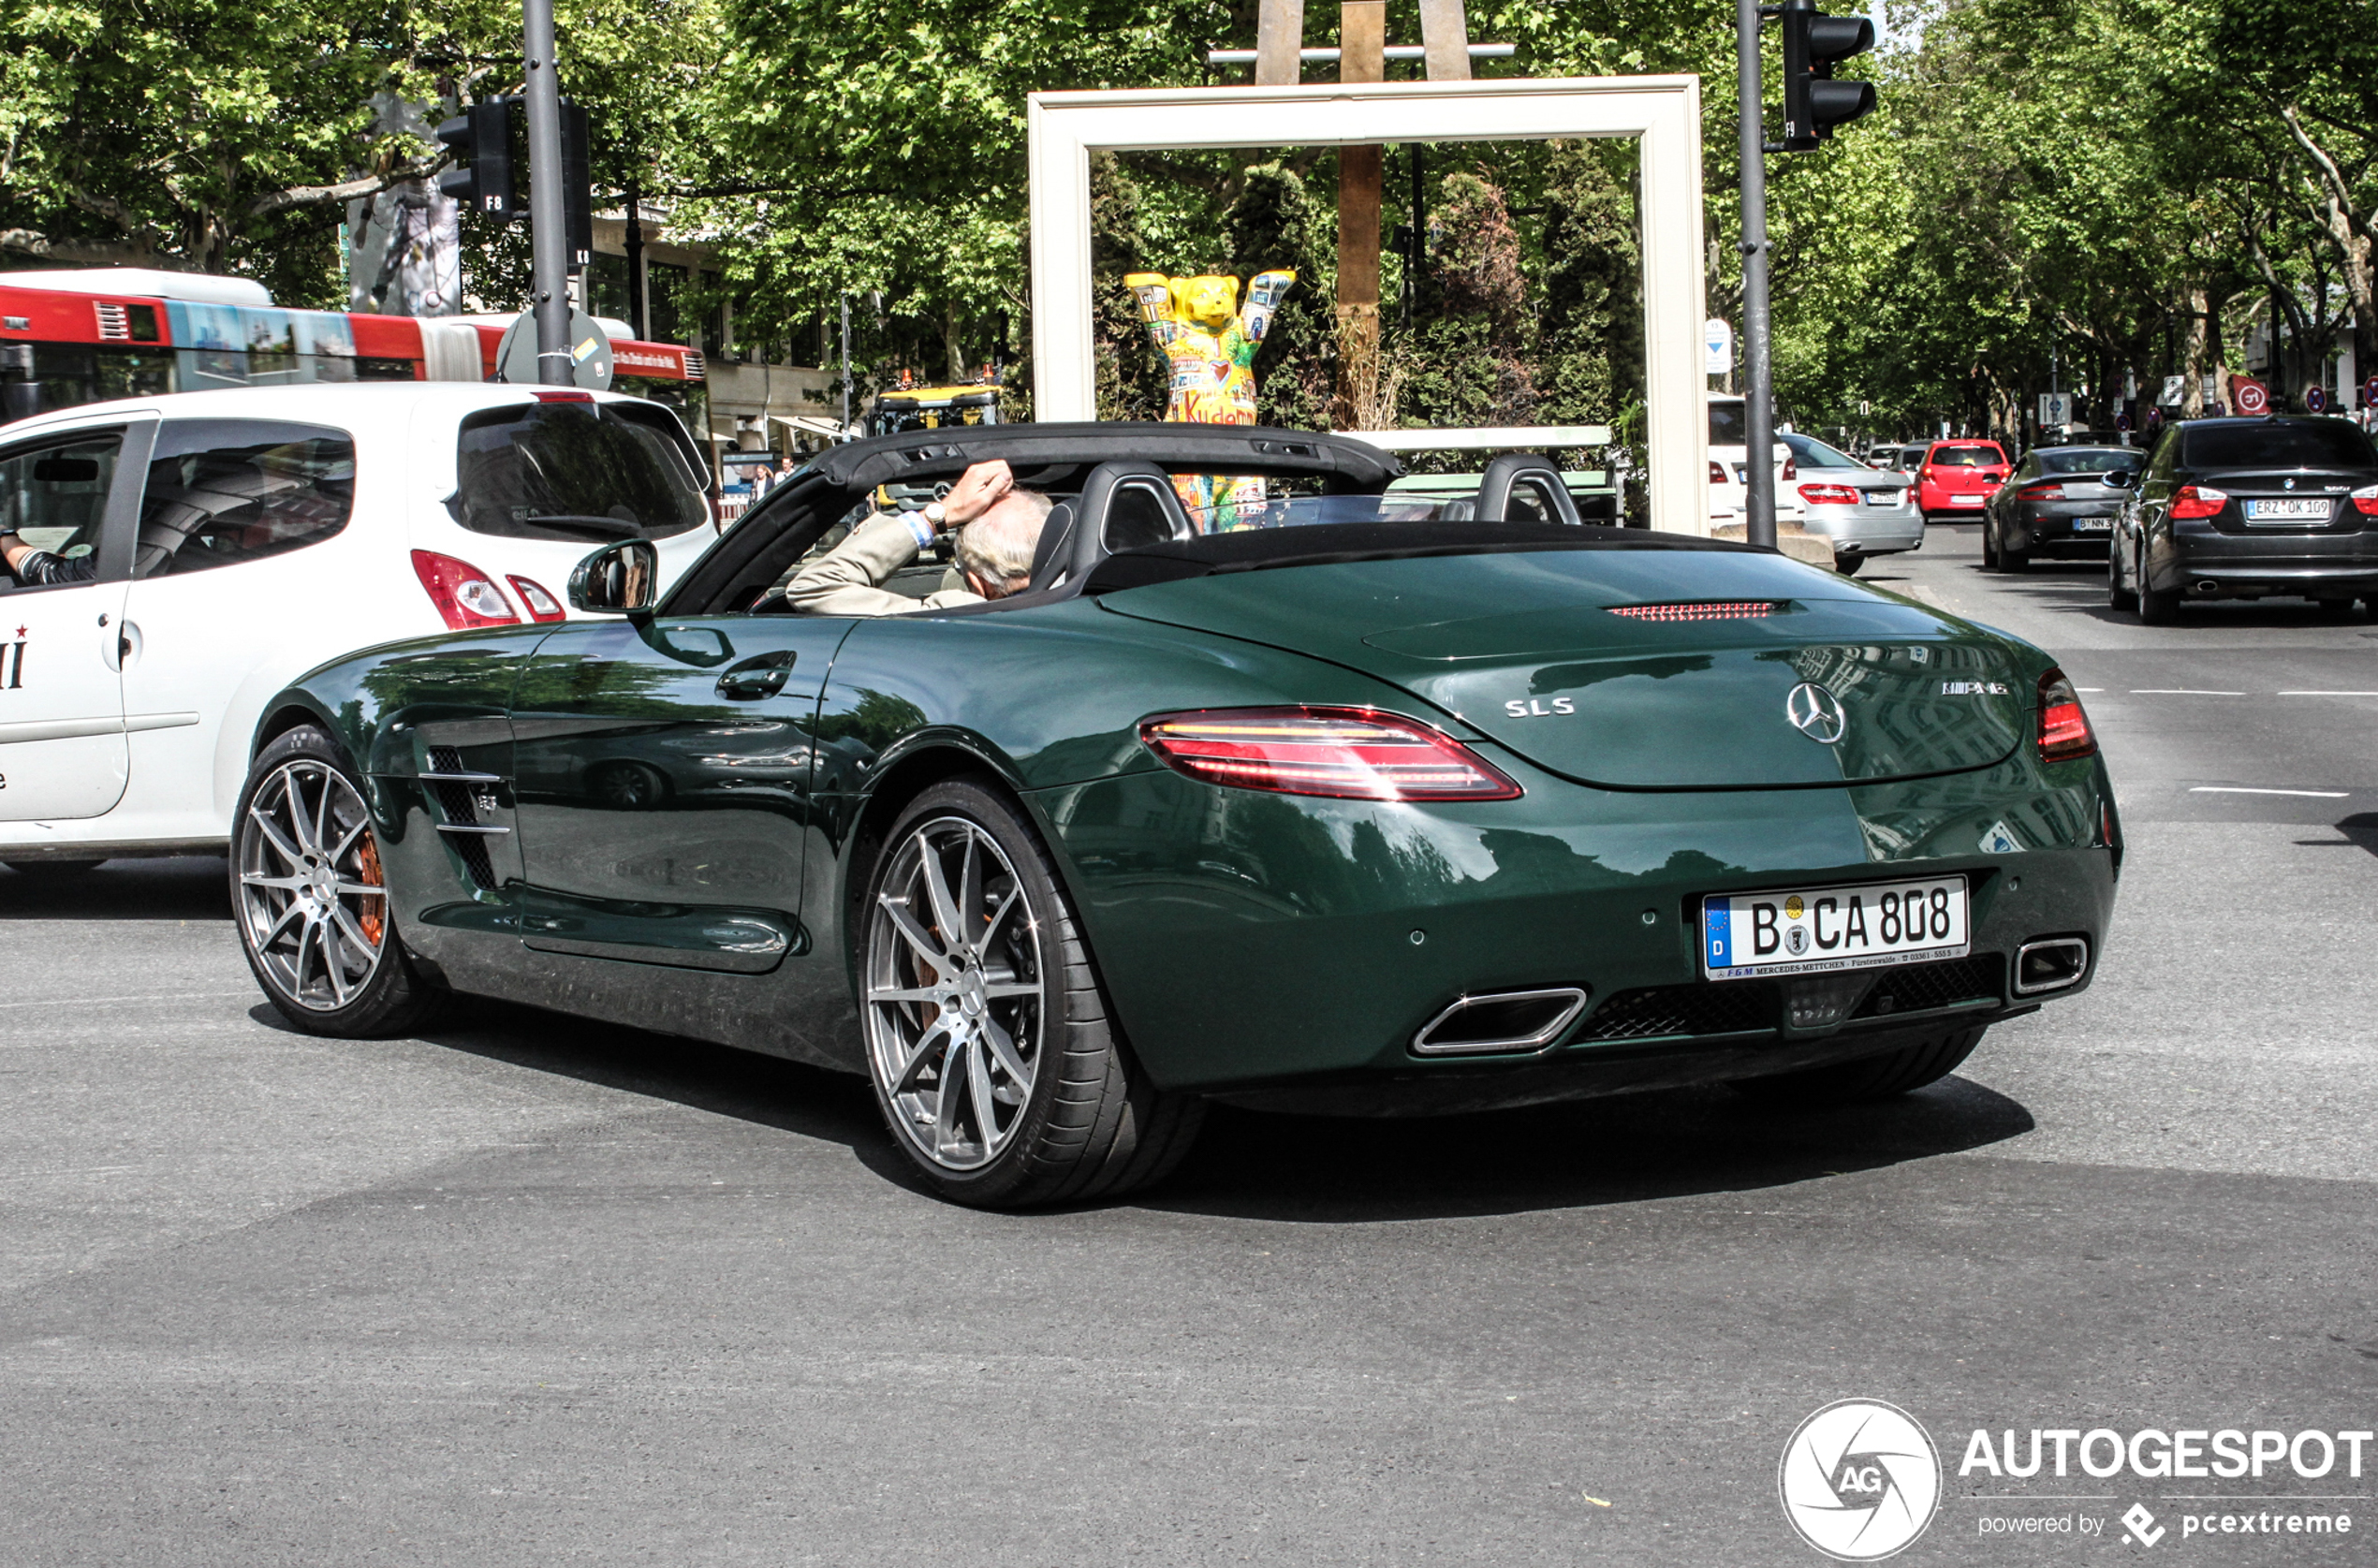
[2013,505,2119,554]
[2157,524,2378,593]
[1045,753,2119,1097]
[1802,506,1925,555]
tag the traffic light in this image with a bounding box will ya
[1779,0,1876,152]
[560,101,593,268]
[434,101,515,221]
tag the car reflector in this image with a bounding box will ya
[2036,668,2096,762]
[1606,601,1782,622]
[412,550,521,629]
[1138,707,1521,801]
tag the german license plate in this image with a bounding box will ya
[1702,876,1970,980]
[1862,490,1902,505]
[2245,498,2328,521]
[2072,517,2112,532]
[1954,492,1985,505]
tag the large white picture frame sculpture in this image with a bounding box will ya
[1026,76,1709,535]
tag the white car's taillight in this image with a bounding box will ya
[1139,707,1521,801]
[508,575,568,623]
[412,550,521,629]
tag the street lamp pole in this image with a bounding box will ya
[521,0,572,386]
[1737,0,1777,550]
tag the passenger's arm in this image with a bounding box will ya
[783,511,942,617]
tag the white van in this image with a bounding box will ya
[0,382,716,872]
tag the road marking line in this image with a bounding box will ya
[2277,691,2378,696]
[2130,688,2246,696]
[2188,786,2350,799]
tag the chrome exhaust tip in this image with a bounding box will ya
[1412,987,1589,1056]
[2013,937,2090,995]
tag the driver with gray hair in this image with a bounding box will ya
[786,459,1052,616]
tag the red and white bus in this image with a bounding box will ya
[0,268,704,424]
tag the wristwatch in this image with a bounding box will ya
[920,501,949,530]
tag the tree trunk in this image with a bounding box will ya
[2180,285,2209,417]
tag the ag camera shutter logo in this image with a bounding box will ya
[1779,1399,1942,1560]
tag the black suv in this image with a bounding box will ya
[2108,417,2378,623]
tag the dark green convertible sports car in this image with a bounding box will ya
[234,422,2119,1207]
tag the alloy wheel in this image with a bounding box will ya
[863,814,1044,1172]
[236,758,389,1011]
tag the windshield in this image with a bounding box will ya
[2038,448,2144,476]
[1709,402,1746,446]
[1779,432,1863,469]
[2181,422,2378,471]
[451,400,710,541]
[1930,445,2004,467]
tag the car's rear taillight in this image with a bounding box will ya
[2017,480,2062,502]
[412,550,521,629]
[2036,668,2096,763]
[1139,707,1522,802]
[1783,457,1798,480]
[507,575,568,623]
[1710,461,1728,485]
[2168,483,2229,520]
[2349,484,2378,517]
[1798,483,1860,506]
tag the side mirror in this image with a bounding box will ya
[568,538,659,616]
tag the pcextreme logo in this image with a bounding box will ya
[1780,1399,1944,1561]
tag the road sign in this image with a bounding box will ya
[2232,377,2269,416]
[2145,405,2164,434]
[496,307,612,389]
[1704,318,1732,377]
[2304,384,2328,415]
[2037,391,2073,427]
[2363,374,2378,409]
[2159,375,2183,407]
[2114,410,2132,432]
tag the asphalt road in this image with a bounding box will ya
[4,523,2372,1566]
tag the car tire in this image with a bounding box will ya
[1979,522,1999,567]
[1832,551,1864,576]
[859,777,1204,1209]
[2312,597,2355,622]
[231,725,444,1039]
[1731,1024,1988,1106]
[2108,546,2137,611]
[2000,539,2030,572]
[2134,544,2180,623]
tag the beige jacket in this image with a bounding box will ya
[783,511,983,617]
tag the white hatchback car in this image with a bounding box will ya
[0,382,716,872]
[1706,394,1804,530]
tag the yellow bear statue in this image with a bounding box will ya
[1124,268,1296,528]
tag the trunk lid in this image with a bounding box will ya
[1099,550,2030,789]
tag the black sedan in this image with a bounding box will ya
[2108,417,2378,623]
[1983,445,2144,570]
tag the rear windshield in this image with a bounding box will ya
[2180,422,2378,472]
[451,400,710,541]
[1780,432,1862,469]
[2038,448,2144,476]
[1709,402,1746,446]
[1929,445,2004,467]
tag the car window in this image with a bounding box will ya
[1930,446,2003,467]
[134,420,354,579]
[2180,422,2378,471]
[1779,433,1862,468]
[451,399,710,543]
[0,432,121,593]
[1708,403,1746,446]
[2037,448,2144,476]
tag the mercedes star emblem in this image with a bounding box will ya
[1785,681,1847,744]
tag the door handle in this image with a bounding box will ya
[716,651,795,701]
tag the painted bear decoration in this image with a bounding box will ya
[1124,269,1297,528]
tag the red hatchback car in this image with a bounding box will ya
[1912,440,2012,518]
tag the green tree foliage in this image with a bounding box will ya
[1226,163,1333,431]
[1535,140,1642,427]
[1402,170,1536,429]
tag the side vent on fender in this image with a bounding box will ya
[421,745,506,890]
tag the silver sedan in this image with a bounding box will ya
[1781,432,1925,574]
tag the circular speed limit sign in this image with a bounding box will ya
[2233,377,2270,416]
